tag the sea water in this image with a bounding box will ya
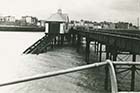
[0,32,107,93]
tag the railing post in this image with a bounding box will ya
[104,64,109,91]
[112,48,118,81]
[107,60,118,93]
[105,45,109,90]
[131,54,136,91]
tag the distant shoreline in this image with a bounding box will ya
[0,25,45,32]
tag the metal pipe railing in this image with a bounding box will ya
[107,60,118,93]
[113,61,140,65]
[0,61,108,87]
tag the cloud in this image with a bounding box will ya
[110,0,140,13]
[0,0,139,24]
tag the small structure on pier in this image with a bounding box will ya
[45,9,69,34]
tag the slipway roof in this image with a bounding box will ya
[46,9,69,23]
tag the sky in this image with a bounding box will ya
[0,0,139,25]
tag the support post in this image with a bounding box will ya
[110,47,118,61]
[51,41,54,49]
[54,37,57,45]
[77,34,81,52]
[72,33,76,45]
[112,47,118,61]
[85,38,90,63]
[97,42,99,55]
[69,33,72,44]
[131,54,136,91]
[113,53,117,61]
[95,41,97,53]
[99,43,102,62]
[61,34,64,45]
[66,33,70,43]
[58,35,61,45]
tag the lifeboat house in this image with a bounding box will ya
[45,9,69,34]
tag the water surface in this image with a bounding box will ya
[0,32,107,93]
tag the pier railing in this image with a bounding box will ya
[0,60,140,93]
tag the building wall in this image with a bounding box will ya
[45,23,48,33]
[115,22,129,29]
[4,16,16,22]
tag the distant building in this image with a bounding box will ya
[74,21,80,27]
[115,22,130,29]
[21,16,38,25]
[37,20,46,27]
[93,22,102,29]
[101,21,115,29]
[0,16,5,22]
[109,23,116,29]
[17,19,27,26]
[80,20,85,26]
[128,23,138,30]
[4,16,16,22]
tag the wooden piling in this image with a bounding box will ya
[111,47,118,61]
[131,54,136,91]
[59,35,62,45]
[61,34,64,45]
[68,33,72,44]
[58,36,60,45]
[54,37,57,45]
[77,35,81,52]
[113,53,117,61]
[95,41,97,53]
[51,41,54,49]
[97,42,99,55]
[99,43,102,62]
[85,38,90,63]
[72,33,76,45]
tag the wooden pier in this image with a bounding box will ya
[21,9,140,92]
[69,27,140,92]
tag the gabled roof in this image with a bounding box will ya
[46,9,69,23]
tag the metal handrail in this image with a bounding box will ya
[108,60,118,93]
[0,61,108,87]
[0,60,140,93]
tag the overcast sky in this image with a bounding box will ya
[0,0,139,25]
